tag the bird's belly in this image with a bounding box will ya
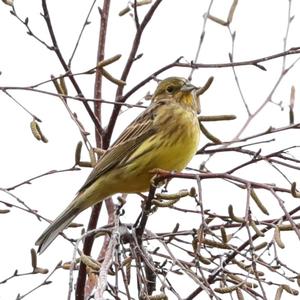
[115,116,200,193]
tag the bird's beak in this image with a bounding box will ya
[194,93,201,115]
[180,82,196,92]
[180,82,201,114]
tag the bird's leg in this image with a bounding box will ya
[148,168,171,176]
[148,168,172,189]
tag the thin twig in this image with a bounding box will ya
[6,166,79,191]
[41,0,104,136]
[68,0,97,66]
[188,0,214,80]
[104,0,163,146]
[2,90,42,122]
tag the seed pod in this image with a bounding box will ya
[274,226,285,249]
[30,248,37,269]
[30,119,48,143]
[227,273,243,283]
[250,189,269,215]
[59,76,68,95]
[214,285,239,294]
[0,209,10,214]
[281,284,299,295]
[89,148,97,167]
[220,226,228,243]
[275,286,283,300]
[199,114,236,121]
[199,123,221,144]
[203,238,231,249]
[75,141,83,165]
[278,224,294,231]
[236,288,245,300]
[250,220,264,237]
[189,187,197,197]
[97,54,122,68]
[228,204,244,223]
[33,267,49,274]
[253,241,268,251]
[80,254,101,271]
[102,69,126,86]
[227,0,238,24]
[78,161,92,168]
[30,120,41,141]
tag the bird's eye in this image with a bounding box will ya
[166,86,174,93]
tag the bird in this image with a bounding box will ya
[35,77,201,254]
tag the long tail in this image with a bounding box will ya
[35,203,80,254]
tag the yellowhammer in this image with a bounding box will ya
[36,77,201,253]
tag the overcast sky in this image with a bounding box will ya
[1,1,300,299]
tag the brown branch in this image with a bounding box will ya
[41,0,104,136]
[122,47,300,104]
[6,167,80,191]
[152,170,293,195]
[10,6,52,50]
[2,46,300,117]
[0,86,147,109]
[135,184,157,242]
[198,122,300,153]
[68,0,97,66]
[76,2,111,299]
[188,0,214,80]
[104,0,163,147]
[94,213,119,299]
[94,0,110,147]
[185,204,300,299]
[75,203,103,300]
[2,90,42,122]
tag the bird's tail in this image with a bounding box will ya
[35,203,80,254]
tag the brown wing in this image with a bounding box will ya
[78,102,162,193]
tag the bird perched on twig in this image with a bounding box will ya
[36,77,201,254]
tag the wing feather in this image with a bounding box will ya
[78,102,163,193]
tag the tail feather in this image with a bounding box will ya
[35,205,80,254]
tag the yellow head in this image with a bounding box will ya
[152,77,201,114]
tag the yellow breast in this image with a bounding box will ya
[116,103,200,193]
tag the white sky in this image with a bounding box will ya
[1,0,300,299]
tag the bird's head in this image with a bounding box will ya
[152,77,201,114]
